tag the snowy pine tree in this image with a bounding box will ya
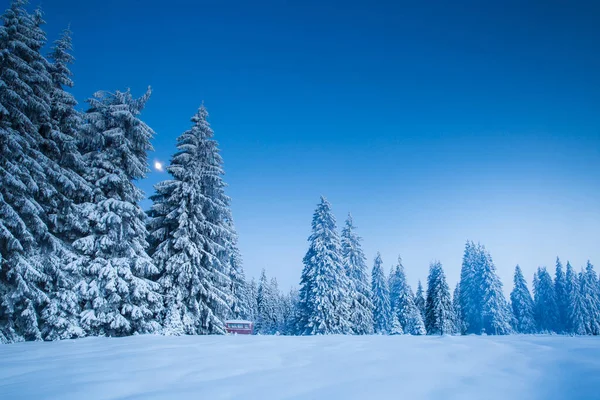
[554,257,568,333]
[533,267,559,333]
[389,257,425,335]
[580,261,600,335]
[340,214,374,335]
[425,261,454,335]
[459,241,512,335]
[371,252,391,334]
[148,105,238,335]
[452,283,464,335]
[73,88,161,337]
[390,310,403,335]
[0,1,88,342]
[565,262,586,335]
[255,270,280,335]
[246,278,259,323]
[298,197,351,335]
[510,265,536,334]
[415,280,426,322]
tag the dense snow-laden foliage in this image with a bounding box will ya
[425,261,454,335]
[147,106,239,335]
[533,267,559,333]
[580,261,600,335]
[0,1,89,342]
[389,257,425,335]
[256,270,279,335]
[415,280,426,322]
[371,253,391,334]
[298,197,352,335]
[458,241,512,335]
[340,214,374,335]
[553,258,568,333]
[73,88,161,337]
[510,265,536,334]
[452,283,464,335]
[565,262,586,335]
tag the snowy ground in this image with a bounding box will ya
[1,335,599,400]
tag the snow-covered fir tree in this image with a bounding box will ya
[390,310,403,335]
[533,267,559,333]
[452,283,464,335]
[371,252,391,334]
[298,197,351,335]
[425,261,454,335]
[255,270,281,334]
[148,105,240,335]
[73,88,161,337]
[389,257,425,335]
[340,214,374,335]
[227,233,249,320]
[580,261,600,335]
[246,278,259,323]
[40,26,93,342]
[415,280,426,322]
[0,1,89,342]
[280,288,300,335]
[565,262,586,335]
[510,265,536,334]
[554,257,568,333]
[458,241,512,335]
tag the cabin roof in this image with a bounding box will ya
[225,320,252,324]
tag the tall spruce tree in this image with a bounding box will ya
[510,265,536,333]
[565,262,586,335]
[452,283,464,335]
[73,88,161,337]
[580,261,600,335]
[533,267,559,333]
[148,105,237,335]
[425,261,454,335]
[565,262,586,334]
[554,257,568,333]
[298,197,351,335]
[389,257,425,335]
[0,1,87,342]
[371,252,391,334]
[415,280,426,322]
[340,214,374,334]
[459,241,512,335]
[40,27,93,341]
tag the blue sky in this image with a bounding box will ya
[34,0,600,292]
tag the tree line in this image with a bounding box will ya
[2,1,598,343]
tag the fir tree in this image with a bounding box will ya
[74,88,160,337]
[298,197,351,335]
[580,261,600,335]
[533,267,559,333]
[0,1,80,342]
[390,310,403,335]
[148,105,237,335]
[554,257,568,333]
[371,252,391,334]
[415,280,426,322]
[510,265,536,334]
[389,257,425,335]
[565,262,586,335]
[452,283,464,335]
[459,241,512,335]
[340,214,374,334]
[425,261,454,335]
[246,278,259,323]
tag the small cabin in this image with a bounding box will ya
[224,320,254,335]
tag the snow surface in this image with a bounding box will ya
[1,335,599,399]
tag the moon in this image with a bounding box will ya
[154,161,163,171]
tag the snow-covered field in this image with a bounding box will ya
[1,335,599,400]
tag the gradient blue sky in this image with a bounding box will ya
[34,0,600,293]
